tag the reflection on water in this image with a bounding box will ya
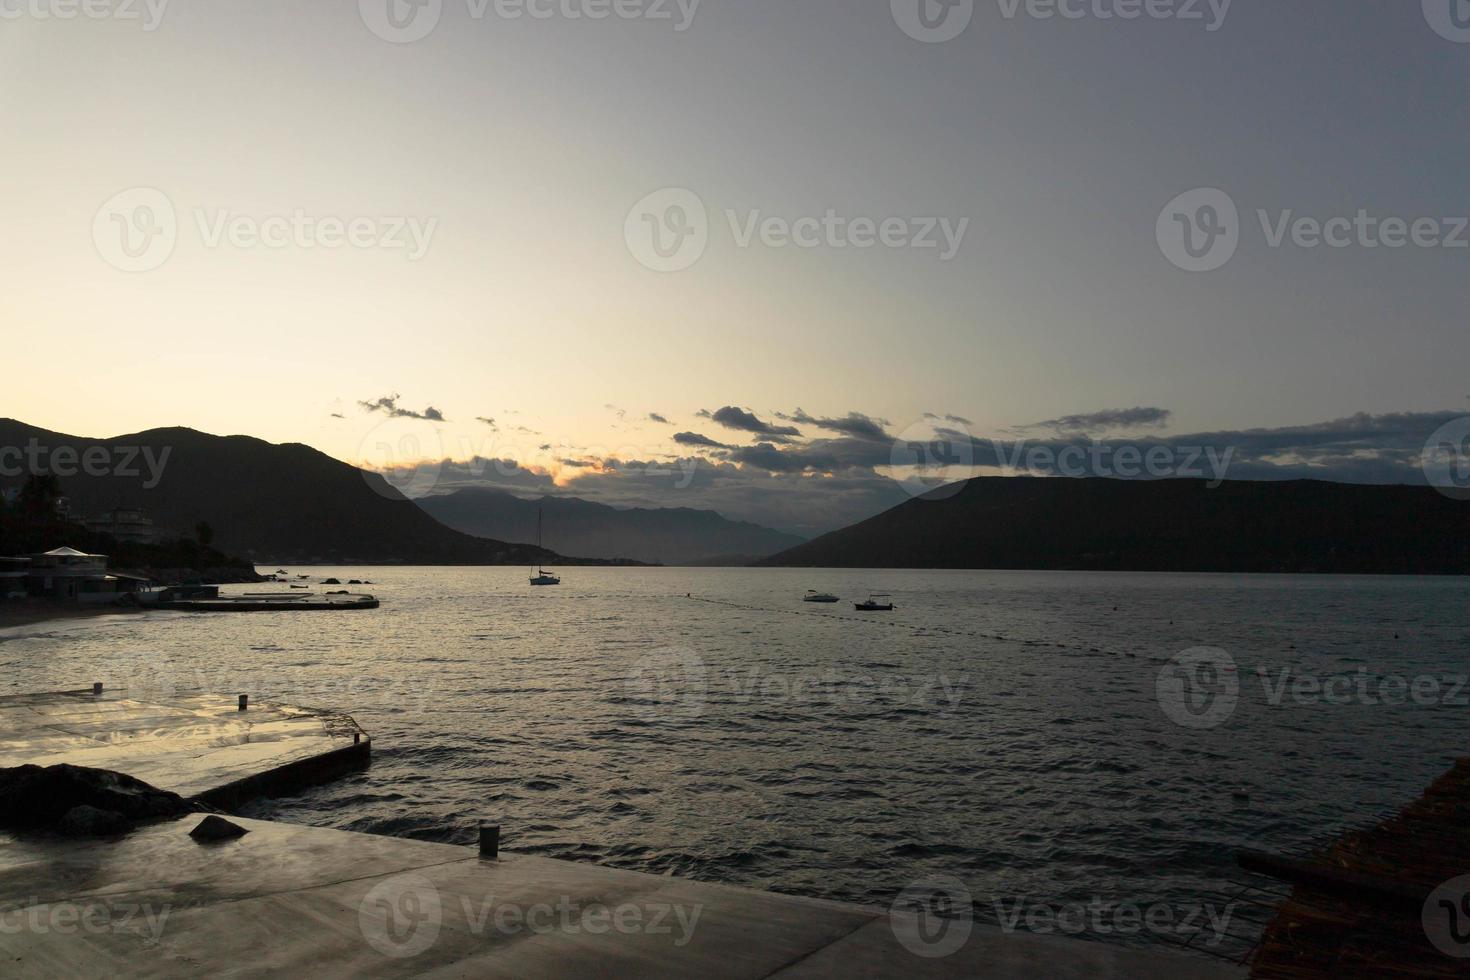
[3,567,1466,949]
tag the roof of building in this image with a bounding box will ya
[40,547,103,558]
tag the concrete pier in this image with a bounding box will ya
[0,816,1243,978]
[0,690,369,805]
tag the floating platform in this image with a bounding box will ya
[160,592,379,612]
[0,689,369,806]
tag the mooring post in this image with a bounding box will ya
[480,824,500,859]
[238,694,248,712]
[92,682,102,696]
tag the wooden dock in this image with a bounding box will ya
[1242,758,1470,977]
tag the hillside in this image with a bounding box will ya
[756,476,1470,574]
[416,488,804,565]
[0,419,605,565]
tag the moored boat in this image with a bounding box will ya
[529,506,561,586]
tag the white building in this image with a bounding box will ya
[84,508,158,545]
[26,547,149,602]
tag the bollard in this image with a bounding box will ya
[238,694,248,712]
[92,682,103,696]
[480,824,500,859]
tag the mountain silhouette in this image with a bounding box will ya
[756,476,1470,574]
[0,419,606,565]
[417,487,804,565]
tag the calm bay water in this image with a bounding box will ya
[4,567,1468,951]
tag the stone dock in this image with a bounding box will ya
[0,690,1244,978]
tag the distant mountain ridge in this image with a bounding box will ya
[757,476,1470,574]
[416,488,805,565]
[0,419,612,565]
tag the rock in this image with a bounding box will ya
[58,805,135,837]
[189,815,249,842]
[0,764,195,830]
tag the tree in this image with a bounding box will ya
[195,521,215,548]
[17,474,62,520]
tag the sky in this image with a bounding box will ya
[4,2,1469,535]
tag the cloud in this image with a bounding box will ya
[724,443,841,473]
[777,409,891,441]
[648,412,671,424]
[329,412,345,419]
[1018,407,1173,435]
[709,406,802,440]
[605,404,627,421]
[674,431,732,449]
[359,394,447,422]
[926,412,974,426]
[940,410,1462,485]
[476,417,498,430]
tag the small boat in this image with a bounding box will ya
[529,506,561,586]
[854,593,895,611]
[803,590,840,603]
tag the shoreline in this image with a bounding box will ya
[0,602,145,632]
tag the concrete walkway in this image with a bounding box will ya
[0,816,1244,978]
[0,691,1244,977]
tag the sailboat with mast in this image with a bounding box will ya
[529,505,561,586]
